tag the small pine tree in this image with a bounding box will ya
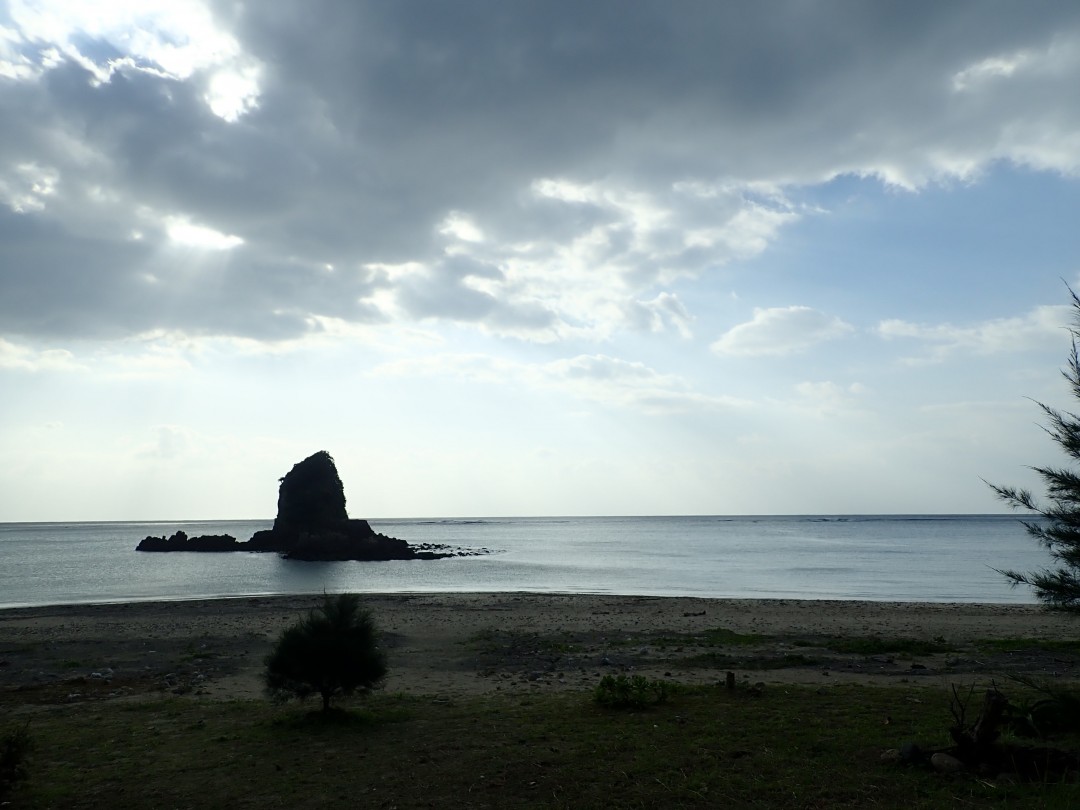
[265,593,387,711]
[989,288,1080,609]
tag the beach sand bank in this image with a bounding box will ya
[2,593,1077,705]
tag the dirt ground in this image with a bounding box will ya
[2,593,1079,708]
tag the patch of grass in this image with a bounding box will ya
[594,674,675,708]
[654,626,768,648]
[0,643,38,654]
[270,695,415,730]
[682,651,821,670]
[700,627,766,646]
[794,636,956,656]
[8,686,1080,808]
[468,629,579,656]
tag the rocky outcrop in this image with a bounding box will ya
[136,531,239,552]
[137,450,458,561]
[273,450,349,535]
[245,451,442,560]
[284,521,416,561]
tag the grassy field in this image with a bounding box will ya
[5,682,1079,809]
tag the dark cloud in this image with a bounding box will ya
[398,255,557,333]
[0,208,154,339]
[2,1,1079,342]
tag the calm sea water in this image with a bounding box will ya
[0,515,1053,609]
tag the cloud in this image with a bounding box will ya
[789,381,867,417]
[7,0,260,115]
[136,424,195,460]
[0,162,59,212]
[711,306,855,357]
[374,351,746,414]
[625,292,694,337]
[392,254,559,337]
[164,215,243,250]
[877,304,1070,363]
[373,181,794,341]
[543,354,747,413]
[2,2,1080,344]
[0,337,83,371]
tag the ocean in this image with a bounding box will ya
[0,514,1053,609]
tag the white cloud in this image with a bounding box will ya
[374,351,746,415]
[205,64,261,122]
[789,381,867,418]
[0,2,1079,349]
[952,52,1033,92]
[0,23,35,79]
[438,211,485,243]
[6,0,261,120]
[0,162,59,213]
[544,354,743,413]
[0,338,83,372]
[136,424,194,460]
[877,304,1070,363]
[164,215,243,250]
[101,344,194,378]
[6,3,1080,520]
[625,292,694,338]
[9,0,238,78]
[711,306,855,357]
[392,180,799,342]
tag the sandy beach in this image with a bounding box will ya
[2,593,1078,706]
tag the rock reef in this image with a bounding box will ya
[137,451,460,561]
[136,531,238,552]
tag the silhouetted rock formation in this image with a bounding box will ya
[248,451,381,558]
[274,450,349,535]
[136,531,239,552]
[137,450,461,561]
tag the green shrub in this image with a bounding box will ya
[265,593,387,712]
[594,674,673,708]
[1004,675,1080,738]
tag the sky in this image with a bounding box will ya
[2,1,1080,521]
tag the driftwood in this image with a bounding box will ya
[949,686,1008,763]
[886,684,1080,781]
[940,685,1080,780]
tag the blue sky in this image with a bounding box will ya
[2,1,1080,520]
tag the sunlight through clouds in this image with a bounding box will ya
[0,162,58,212]
[164,216,243,250]
[4,1,1080,517]
[0,338,83,372]
[952,52,1033,92]
[6,0,260,120]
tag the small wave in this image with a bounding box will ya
[805,515,987,524]
[413,519,501,526]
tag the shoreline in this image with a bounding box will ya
[0,590,1059,622]
[0,589,1043,614]
[2,593,1077,704]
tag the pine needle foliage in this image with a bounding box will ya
[265,593,387,711]
[989,287,1080,609]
